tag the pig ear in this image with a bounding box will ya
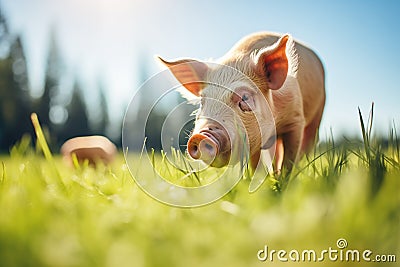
[253,34,298,90]
[157,56,208,97]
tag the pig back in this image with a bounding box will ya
[293,39,325,124]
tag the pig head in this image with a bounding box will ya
[159,32,325,172]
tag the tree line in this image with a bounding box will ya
[0,11,111,152]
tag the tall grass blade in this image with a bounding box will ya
[390,120,399,164]
[30,113,65,191]
[71,152,81,170]
[30,113,53,162]
[160,149,173,178]
[1,161,5,183]
[370,148,385,197]
[368,102,374,140]
[358,106,371,164]
[358,104,386,198]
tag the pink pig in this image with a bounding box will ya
[159,32,325,172]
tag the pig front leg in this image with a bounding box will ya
[279,123,304,172]
[274,137,284,174]
[250,149,261,171]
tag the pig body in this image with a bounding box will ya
[160,32,325,172]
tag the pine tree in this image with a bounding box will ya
[0,11,31,151]
[36,31,62,131]
[98,85,109,135]
[60,80,90,142]
[91,80,109,136]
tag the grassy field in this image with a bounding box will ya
[0,112,399,267]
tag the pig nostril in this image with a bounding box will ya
[205,143,213,151]
[188,143,200,159]
[207,126,220,131]
[188,133,219,163]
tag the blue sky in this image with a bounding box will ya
[1,0,400,138]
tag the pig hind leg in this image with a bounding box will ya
[279,125,304,172]
[301,108,324,154]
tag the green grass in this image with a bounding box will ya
[0,110,399,267]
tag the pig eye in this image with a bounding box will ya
[238,93,253,112]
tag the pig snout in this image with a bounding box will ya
[187,122,231,167]
[188,133,218,161]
